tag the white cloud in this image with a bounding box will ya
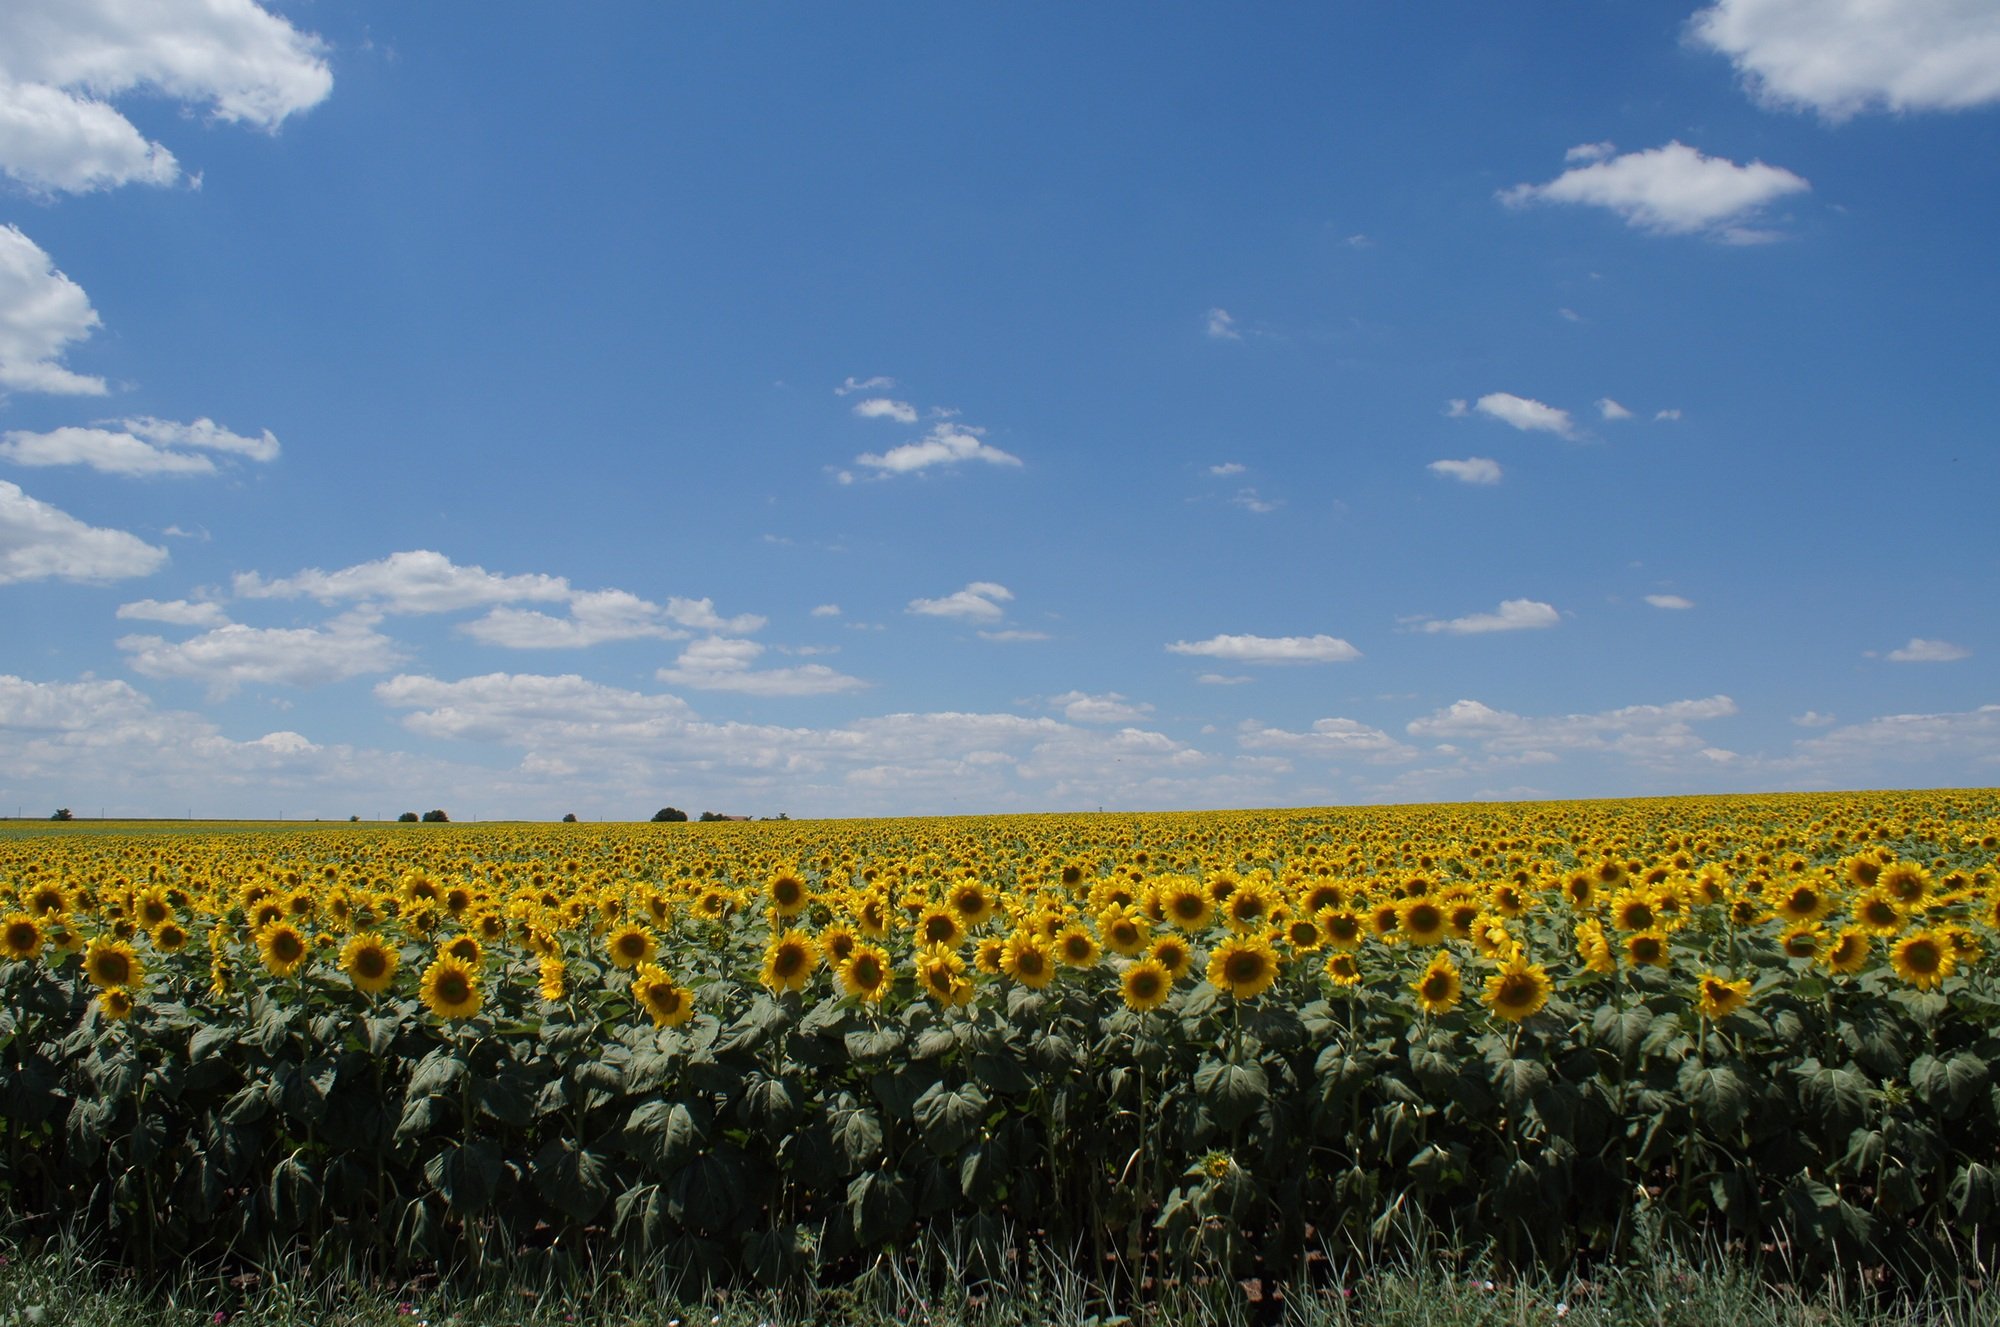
[0,480,165,584]
[1208,462,1246,477]
[1407,695,1739,763]
[1166,633,1362,664]
[119,611,404,695]
[1197,673,1254,686]
[1230,488,1279,513]
[1691,0,2000,120]
[1428,457,1503,486]
[855,422,1021,476]
[1051,690,1155,724]
[908,581,1014,622]
[1499,141,1810,241]
[1205,308,1241,340]
[1887,637,1971,663]
[460,589,689,649]
[810,603,841,617]
[1237,716,1419,763]
[0,0,331,194]
[1598,398,1634,421]
[1473,392,1576,437]
[1444,399,1469,418]
[1567,141,1617,163]
[978,628,1050,643]
[0,226,105,396]
[852,397,918,424]
[1781,704,2000,779]
[1,426,216,476]
[235,550,572,615]
[116,598,228,627]
[122,416,280,461]
[1645,594,1695,610]
[1415,599,1561,635]
[656,637,867,696]
[835,375,896,396]
[1793,710,1837,727]
[664,596,765,634]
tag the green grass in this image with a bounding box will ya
[6,1233,1998,1327]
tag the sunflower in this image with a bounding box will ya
[1,912,43,961]
[1206,934,1280,1001]
[1222,882,1276,933]
[1851,889,1906,936]
[1696,973,1752,1020]
[972,934,1007,975]
[1119,958,1173,1013]
[1324,950,1363,987]
[1317,907,1365,950]
[1368,898,1403,940]
[1282,914,1324,953]
[761,930,818,993]
[946,879,997,928]
[1054,923,1101,968]
[83,936,143,989]
[837,942,893,1003]
[1000,931,1057,989]
[1481,957,1552,1023]
[96,988,136,1022]
[1411,952,1461,1016]
[851,892,892,939]
[134,887,173,931]
[1099,906,1150,956]
[915,945,974,1008]
[1890,931,1954,991]
[150,921,188,955]
[340,932,399,995]
[630,963,694,1027]
[1623,929,1671,969]
[766,871,811,918]
[1486,882,1531,919]
[1772,881,1833,925]
[1149,934,1195,981]
[1821,926,1871,975]
[1397,897,1450,946]
[419,954,483,1021]
[1159,878,1214,932]
[537,954,567,1001]
[1574,919,1616,975]
[24,882,69,916]
[1778,923,1827,960]
[440,933,483,967]
[604,923,658,970]
[914,905,964,950]
[254,921,312,978]
[1559,871,1596,910]
[1843,853,1885,891]
[1608,889,1658,933]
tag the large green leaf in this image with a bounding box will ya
[912,1080,990,1156]
[533,1138,610,1223]
[1194,1059,1268,1131]
[847,1168,912,1247]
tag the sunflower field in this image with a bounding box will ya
[5,790,2000,1292]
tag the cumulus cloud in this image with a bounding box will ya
[1208,462,1246,477]
[0,0,332,194]
[1472,392,1576,437]
[1645,594,1695,610]
[1230,488,1279,514]
[1051,691,1155,724]
[1205,308,1241,340]
[1598,398,1634,421]
[908,581,1014,622]
[656,637,867,696]
[1197,673,1254,686]
[0,226,105,395]
[1407,695,1739,763]
[1414,599,1561,635]
[977,628,1050,643]
[119,611,404,695]
[116,598,228,627]
[1428,457,1503,486]
[236,550,572,615]
[855,422,1021,475]
[1691,0,2000,120]
[851,397,918,424]
[1500,141,1810,241]
[1781,703,2000,780]
[1237,716,1419,763]
[0,417,278,476]
[1886,637,1971,663]
[1166,633,1362,664]
[835,375,896,396]
[810,603,842,618]
[0,480,166,584]
[460,590,688,649]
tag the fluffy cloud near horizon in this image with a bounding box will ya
[1051,690,1156,724]
[1407,695,1739,763]
[1414,599,1560,635]
[1166,633,1361,664]
[1237,716,1418,763]
[0,480,166,584]
[1500,141,1810,241]
[1886,637,1971,663]
[0,226,105,396]
[119,611,405,695]
[656,637,867,696]
[0,0,332,195]
[1691,0,2000,120]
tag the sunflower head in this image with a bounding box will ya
[340,932,399,995]
[419,954,483,1021]
[631,963,694,1027]
[604,923,658,970]
[1324,950,1363,987]
[2,912,44,962]
[838,942,893,1003]
[1001,932,1056,989]
[1891,931,1954,990]
[766,871,810,918]
[1206,935,1279,1001]
[761,930,818,994]
[83,936,143,990]
[1149,934,1195,980]
[1623,929,1671,969]
[1481,958,1552,1023]
[1821,927,1871,976]
[1397,898,1449,946]
[1696,973,1752,1020]
[915,905,963,950]
[1411,952,1461,1016]
[1120,958,1172,1013]
[1055,924,1101,969]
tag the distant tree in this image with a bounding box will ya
[397,811,420,823]
[50,807,74,822]
[561,812,579,823]
[349,814,360,823]
[421,809,450,823]
[698,811,727,822]
[651,807,688,823]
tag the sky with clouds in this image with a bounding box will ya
[2,0,1995,820]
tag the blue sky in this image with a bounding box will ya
[2,1,1996,820]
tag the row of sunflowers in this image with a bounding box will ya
[3,789,1999,1288]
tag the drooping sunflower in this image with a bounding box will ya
[761,929,818,994]
[837,942,893,1003]
[1481,957,1552,1023]
[1000,931,1057,989]
[1574,919,1616,975]
[1696,973,1752,1020]
[603,923,658,970]
[1890,930,1954,991]
[340,931,399,995]
[537,954,567,1001]
[1206,934,1280,1001]
[2,912,43,962]
[1410,952,1461,1016]
[630,962,694,1027]
[1119,958,1173,1013]
[83,936,143,990]
[419,954,482,1020]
